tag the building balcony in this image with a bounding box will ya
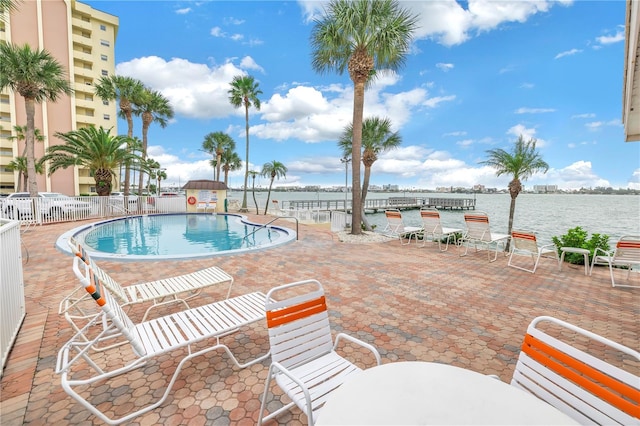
[72,33,92,49]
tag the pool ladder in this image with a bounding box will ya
[242,217,299,243]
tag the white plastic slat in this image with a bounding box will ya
[514,353,631,425]
[527,327,639,387]
[266,289,324,311]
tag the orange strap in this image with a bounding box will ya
[522,334,639,417]
[465,215,489,223]
[85,271,106,307]
[267,296,327,328]
[617,241,640,249]
[512,232,536,241]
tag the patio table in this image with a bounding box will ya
[315,361,579,425]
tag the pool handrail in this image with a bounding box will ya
[243,216,298,242]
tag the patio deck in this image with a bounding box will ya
[1,216,638,425]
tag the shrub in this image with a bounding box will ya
[552,226,610,265]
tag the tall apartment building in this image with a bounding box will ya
[0,0,119,195]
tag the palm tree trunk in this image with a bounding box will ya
[350,82,365,235]
[264,179,275,215]
[361,165,372,231]
[506,196,517,251]
[138,117,150,197]
[216,152,222,182]
[251,176,258,214]
[25,98,38,197]
[124,108,134,195]
[241,105,250,211]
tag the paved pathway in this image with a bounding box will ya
[1,216,638,425]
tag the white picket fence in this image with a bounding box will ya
[0,196,187,225]
[0,219,26,376]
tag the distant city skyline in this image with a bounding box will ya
[88,0,640,191]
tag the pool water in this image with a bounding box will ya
[65,213,295,260]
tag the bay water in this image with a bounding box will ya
[236,191,640,245]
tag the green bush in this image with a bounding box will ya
[552,226,610,265]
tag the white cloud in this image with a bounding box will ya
[506,124,547,147]
[239,56,265,73]
[300,0,571,47]
[596,27,624,45]
[628,169,640,190]
[555,48,582,59]
[586,119,622,131]
[436,63,454,72]
[545,161,610,190]
[515,107,556,114]
[520,83,534,89]
[116,56,258,119]
[572,113,595,119]
[175,8,191,15]
[210,26,225,37]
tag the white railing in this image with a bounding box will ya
[0,219,26,376]
[331,211,352,232]
[0,196,188,225]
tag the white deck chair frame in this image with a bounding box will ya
[458,211,510,262]
[60,237,236,349]
[382,209,421,245]
[56,265,270,425]
[507,230,560,273]
[258,279,381,425]
[511,316,639,425]
[589,236,640,288]
[419,207,461,251]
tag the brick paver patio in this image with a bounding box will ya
[1,215,638,425]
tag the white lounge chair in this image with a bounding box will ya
[590,235,640,288]
[61,237,236,349]
[419,207,461,251]
[382,209,421,245]
[258,279,381,425]
[507,230,560,273]
[56,264,270,425]
[510,316,639,425]
[458,211,510,262]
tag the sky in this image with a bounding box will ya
[84,0,640,191]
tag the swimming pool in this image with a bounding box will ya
[56,213,296,260]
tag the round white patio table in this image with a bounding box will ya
[315,361,579,425]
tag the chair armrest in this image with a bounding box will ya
[268,360,314,416]
[539,243,557,252]
[334,333,382,366]
[592,247,611,258]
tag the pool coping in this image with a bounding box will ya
[54,212,297,261]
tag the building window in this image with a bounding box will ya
[103,114,110,120]
[100,24,106,31]
[101,70,108,76]
[100,39,110,47]
[100,54,108,61]
[103,100,109,106]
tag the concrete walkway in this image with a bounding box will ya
[1,216,638,425]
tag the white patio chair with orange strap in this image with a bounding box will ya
[507,230,560,273]
[56,264,270,425]
[510,316,639,425]
[419,207,462,251]
[60,237,236,350]
[257,279,381,425]
[458,211,510,262]
[382,209,421,245]
[589,235,640,288]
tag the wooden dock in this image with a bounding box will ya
[282,196,475,213]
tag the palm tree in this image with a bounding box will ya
[133,88,173,193]
[202,131,236,181]
[248,170,259,214]
[228,75,262,212]
[339,116,401,226]
[94,75,145,195]
[156,168,167,195]
[480,135,549,247]
[141,157,160,195]
[311,0,417,234]
[8,125,45,190]
[0,0,19,22]
[7,156,45,192]
[221,150,242,187]
[260,160,287,215]
[0,42,73,196]
[44,126,140,196]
